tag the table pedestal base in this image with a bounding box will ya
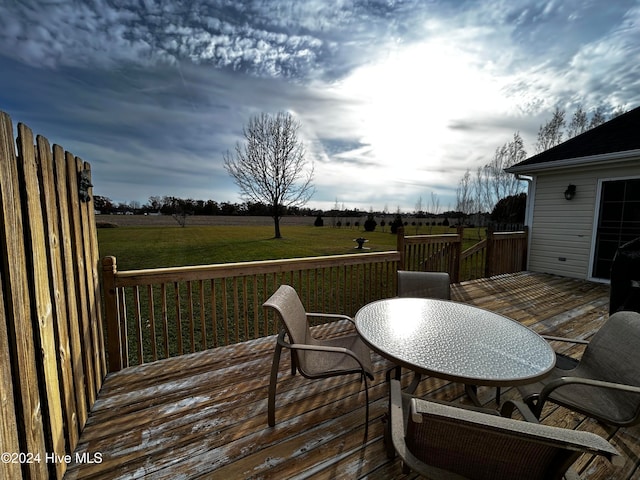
[388,366,500,407]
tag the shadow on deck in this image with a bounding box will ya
[65,272,640,479]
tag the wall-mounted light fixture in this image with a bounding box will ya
[564,184,576,201]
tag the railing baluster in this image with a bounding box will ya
[199,280,206,350]
[187,281,195,353]
[261,274,268,336]
[221,278,229,345]
[242,276,249,341]
[118,288,128,368]
[133,286,143,365]
[211,279,218,348]
[174,282,183,355]
[161,283,169,358]
[233,277,240,343]
[148,284,157,362]
[251,276,258,338]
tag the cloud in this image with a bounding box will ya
[0,0,639,212]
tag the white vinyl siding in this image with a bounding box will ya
[528,161,640,279]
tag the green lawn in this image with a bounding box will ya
[97,224,485,271]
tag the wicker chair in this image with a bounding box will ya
[264,285,374,431]
[386,379,621,479]
[397,270,451,299]
[518,310,640,426]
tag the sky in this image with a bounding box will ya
[1,0,639,213]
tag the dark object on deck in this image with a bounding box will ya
[610,237,640,314]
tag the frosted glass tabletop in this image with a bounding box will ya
[355,298,555,386]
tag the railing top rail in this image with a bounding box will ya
[461,238,487,257]
[105,251,401,286]
[491,231,527,238]
[403,234,459,245]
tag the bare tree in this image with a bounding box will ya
[567,104,588,138]
[224,112,314,238]
[488,132,526,202]
[429,192,440,233]
[455,170,474,215]
[471,132,527,213]
[537,104,615,150]
[415,196,423,216]
[535,106,565,153]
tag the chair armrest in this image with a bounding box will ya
[532,376,640,418]
[306,312,355,324]
[277,334,369,373]
[542,335,590,345]
[541,376,640,399]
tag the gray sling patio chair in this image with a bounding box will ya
[396,270,471,396]
[264,285,374,432]
[518,310,640,426]
[397,270,451,300]
[386,379,621,480]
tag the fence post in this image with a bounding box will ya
[396,226,405,271]
[521,225,529,271]
[452,226,463,283]
[485,226,495,278]
[102,256,122,372]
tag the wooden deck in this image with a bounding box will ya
[64,272,639,479]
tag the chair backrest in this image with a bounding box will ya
[575,310,640,422]
[397,270,450,299]
[263,285,312,345]
[407,397,619,480]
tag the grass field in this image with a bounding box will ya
[96,215,485,270]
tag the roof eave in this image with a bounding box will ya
[505,149,640,174]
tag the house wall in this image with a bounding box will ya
[529,161,640,279]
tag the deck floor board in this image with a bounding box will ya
[64,272,639,479]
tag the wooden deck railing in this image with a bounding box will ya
[398,226,528,282]
[396,228,462,279]
[485,229,528,276]
[0,111,104,479]
[102,251,401,371]
[104,227,528,371]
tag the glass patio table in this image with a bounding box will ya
[355,298,555,403]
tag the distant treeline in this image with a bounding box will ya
[95,194,467,219]
[94,192,525,226]
[93,195,316,216]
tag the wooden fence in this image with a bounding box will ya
[0,111,104,479]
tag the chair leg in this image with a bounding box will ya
[406,371,422,394]
[290,350,297,376]
[268,340,284,427]
[465,384,482,407]
[385,365,401,382]
[362,373,370,439]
